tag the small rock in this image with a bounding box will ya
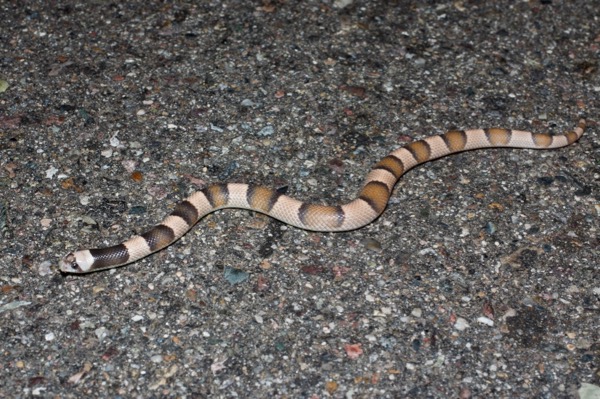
[79,195,90,206]
[37,260,52,276]
[0,301,31,313]
[224,266,250,285]
[45,166,58,179]
[95,327,108,341]
[256,125,274,136]
[454,317,470,331]
[150,354,163,363]
[364,238,382,252]
[477,317,494,326]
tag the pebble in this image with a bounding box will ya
[79,195,90,205]
[485,222,496,234]
[333,0,353,8]
[80,216,97,226]
[150,355,163,363]
[37,260,52,276]
[0,301,31,313]
[95,327,108,341]
[578,383,600,399]
[223,266,250,285]
[477,317,494,326]
[364,238,383,252]
[45,166,58,179]
[256,125,274,136]
[210,124,224,132]
[414,57,426,67]
[454,317,470,331]
[110,135,122,147]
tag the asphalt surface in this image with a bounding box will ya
[1,1,599,398]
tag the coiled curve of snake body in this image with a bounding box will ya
[60,119,586,273]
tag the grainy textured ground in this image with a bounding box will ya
[1,1,599,398]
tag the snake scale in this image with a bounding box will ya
[60,119,586,273]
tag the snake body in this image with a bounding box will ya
[60,119,586,273]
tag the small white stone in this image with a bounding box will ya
[477,317,494,326]
[110,135,121,147]
[256,125,274,136]
[131,315,144,322]
[454,317,470,331]
[334,0,354,9]
[411,308,422,318]
[254,315,263,324]
[383,81,393,92]
[45,166,58,179]
[95,327,108,340]
[150,354,163,363]
[38,261,52,276]
[44,332,55,341]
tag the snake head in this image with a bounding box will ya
[59,252,94,273]
[59,253,82,273]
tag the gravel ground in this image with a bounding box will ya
[1,1,599,398]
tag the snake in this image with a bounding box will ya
[60,119,586,273]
